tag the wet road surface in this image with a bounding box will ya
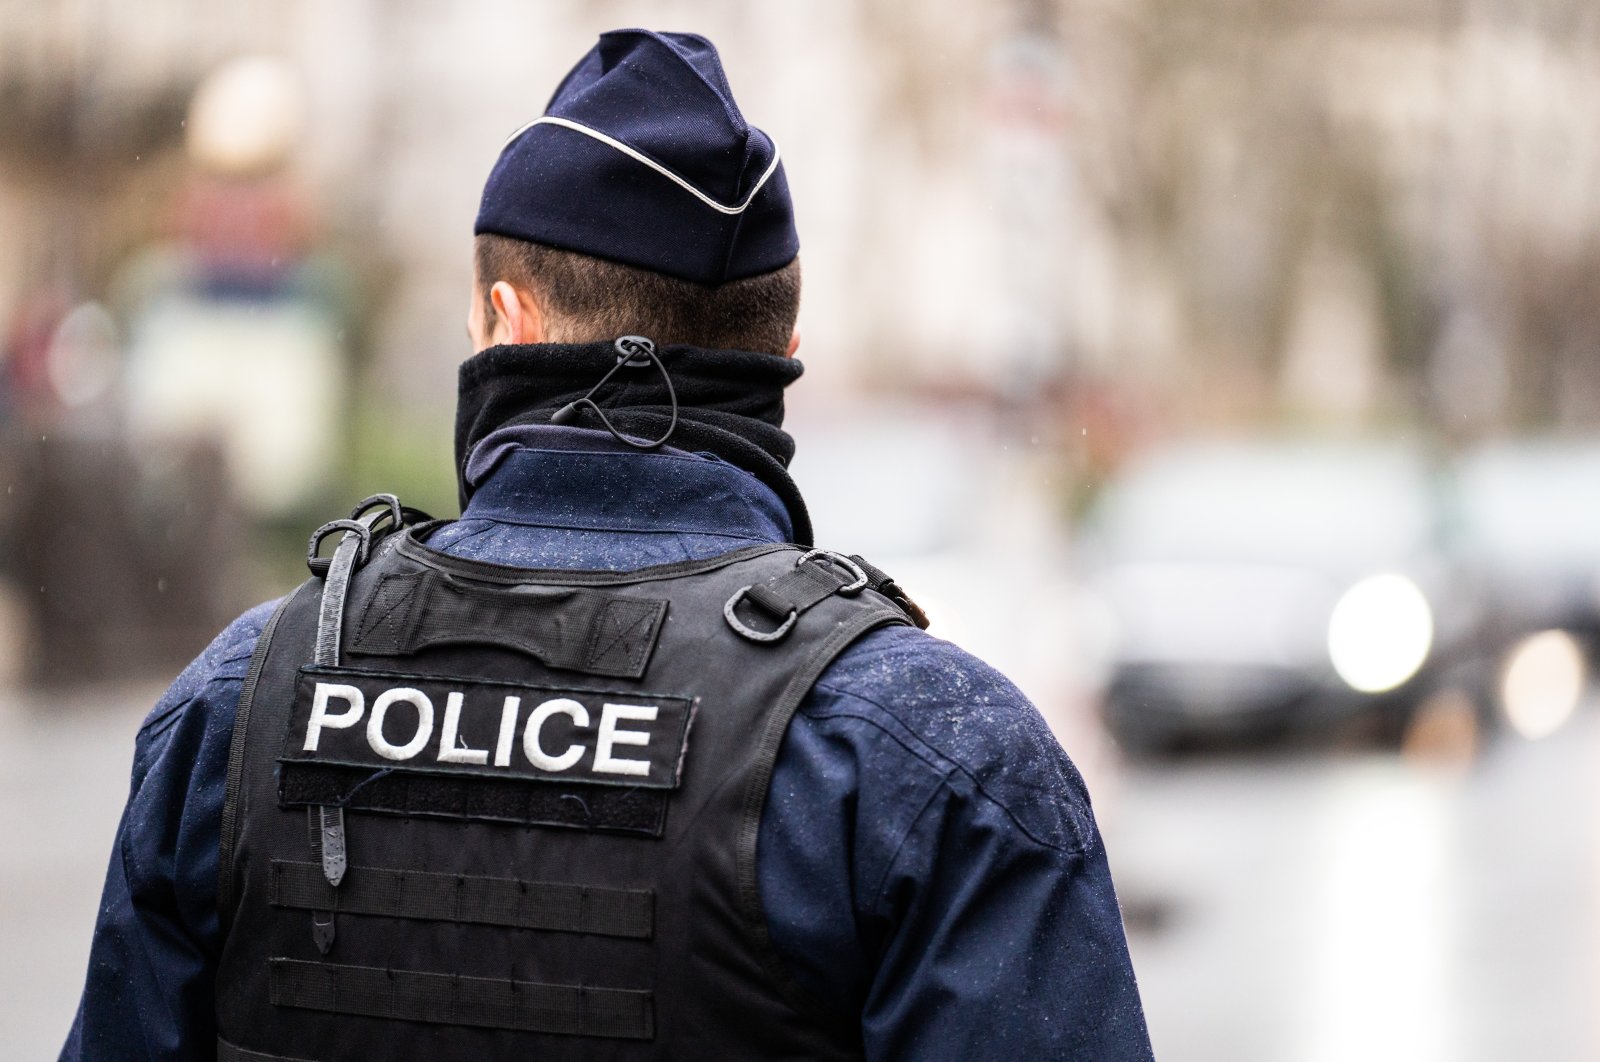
[1108,709,1600,1062]
[7,684,1597,1060]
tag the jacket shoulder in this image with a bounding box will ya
[808,623,1094,854]
[138,599,281,740]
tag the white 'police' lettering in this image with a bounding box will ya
[593,703,658,776]
[294,675,690,788]
[438,691,489,765]
[367,687,435,761]
[523,698,588,771]
[493,696,520,767]
[304,683,364,751]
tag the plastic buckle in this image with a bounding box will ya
[615,334,655,369]
[724,585,799,643]
[795,549,869,595]
[306,519,373,577]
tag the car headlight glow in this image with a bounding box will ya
[1327,573,1434,693]
[1499,629,1585,740]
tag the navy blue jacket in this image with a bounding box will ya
[62,430,1153,1060]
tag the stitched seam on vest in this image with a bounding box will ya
[587,599,661,673]
[353,573,421,649]
[268,959,654,1039]
[268,860,654,938]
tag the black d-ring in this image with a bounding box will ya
[724,585,798,643]
[307,519,372,577]
[795,549,869,595]
[349,493,404,532]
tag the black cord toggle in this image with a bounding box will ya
[550,335,679,450]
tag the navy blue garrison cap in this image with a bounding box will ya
[475,29,798,286]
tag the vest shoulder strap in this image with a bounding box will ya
[218,582,312,922]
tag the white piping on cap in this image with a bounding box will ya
[499,115,781,216]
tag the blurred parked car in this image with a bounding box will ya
[1075,439,1492,752]
[1454,439,1600,741]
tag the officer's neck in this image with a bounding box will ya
[453,341,814,545]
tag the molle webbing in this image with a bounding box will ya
[269,861,654,939]
[268,959,655,1039]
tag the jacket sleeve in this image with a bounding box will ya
[60,602,276,1062]
[861,761,1153,1060]
[762,625,1154,1061]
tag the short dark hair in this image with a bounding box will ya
[475,234,800,356]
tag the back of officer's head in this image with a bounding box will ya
[470,30,800,358]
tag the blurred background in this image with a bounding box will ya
[5,0,1600,1057]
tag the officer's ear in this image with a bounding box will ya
[488,281,546,346]
[786,328,800,358]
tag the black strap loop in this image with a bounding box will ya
[724,550,866,644]
[307,498,432,577]
[348,493,404,532]
[796,549,868,594]
[306,519,370,578]
[723,586,797,642]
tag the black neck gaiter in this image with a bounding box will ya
[453,342,812,545]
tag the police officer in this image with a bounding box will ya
[62,29,1154,1061]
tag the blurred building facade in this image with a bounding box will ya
[4,0,1600,424]
[3,0,1600,682]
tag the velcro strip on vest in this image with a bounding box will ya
[350,572,667,680]
[279,763,668,835]
[269,860,654,939]
[269,958,654,1040]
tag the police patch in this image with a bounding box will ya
[281,666,695,790]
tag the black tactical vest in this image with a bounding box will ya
[214,498,916,1061]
